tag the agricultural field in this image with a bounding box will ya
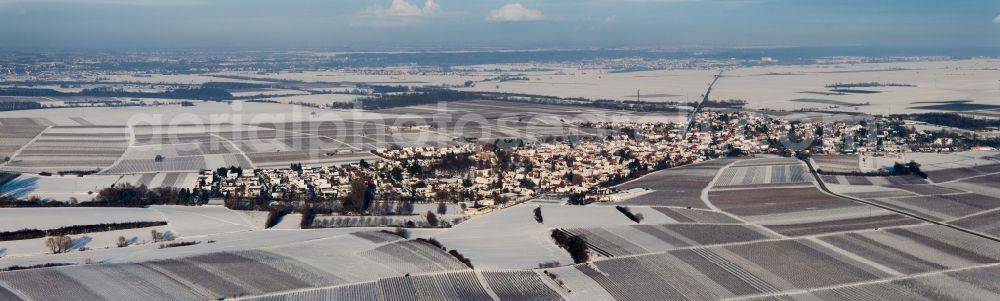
[4,171,194,200]
[711,59,1000,114]
[714,158,812,188]
[0,120,47,163]
[1,151,1000,300]
[735,264,1000,301]
[812,155,862,173]
[815,151,1000,240]
[612,158,736,208]
[2,126,129,173]
[562,224,777,257]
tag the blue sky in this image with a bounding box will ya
[0,0,998,50]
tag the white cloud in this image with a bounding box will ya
[352,0,439,28]
[363,0,439,17]
[994,14,1000,24]
[486,3,546,22]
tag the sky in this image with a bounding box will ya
[0,0,998,51]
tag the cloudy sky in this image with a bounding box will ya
[0,0,998,50]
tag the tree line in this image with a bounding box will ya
[0,101,43,112]
[0,87,233,101]
[330,88,692,112]
[0,221,167,242]
[900,113,1000,131]
[0,183,207,208]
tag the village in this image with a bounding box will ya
[195,110,976,218]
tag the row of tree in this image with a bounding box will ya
[0,101,43,112]
[901,113,1000,131]
[0,221,167,242]
[0,87,233,101]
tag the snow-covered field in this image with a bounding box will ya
[0,207,161,232]
[150,205,257,237]
[205,59,1000,116]
[0,153,998,300]
[458,67,716,103]
[0,225,172,258]
[712,59,1000,114]
[0,174,140,201]
[0,101,392,127]
[430,204,572,270]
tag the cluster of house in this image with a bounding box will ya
[198,111,795,213]
[201,111,993,215]
[790,117,981,155]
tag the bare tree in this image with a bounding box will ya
[45,235,73,254]
[151,230,163,242]
[117,236,129,248]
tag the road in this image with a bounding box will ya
[683,70,724,139]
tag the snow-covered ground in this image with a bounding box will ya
[0,207,162,232]
[430,204,572,270]
[0,174,134,201]
[0,225,172,258]
[0,101,392,126]
[150,205,257,237]
[712,59,1000,114]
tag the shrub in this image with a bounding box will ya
[437,202,448,215]
[551,230,569,248]
[551,230,589,264]
[150,229,174,242]
[615,205,642,223]
[265,206,293,229]
[538,261,560,268]
[159,241,199,249]
[0,263,72,272]
[567,236,590,263]
[448,250,474,268]
[533,206,543,224]
[382,227,411,239]
[299,207,318,229]
[416,237,445,250]
[426,211,439,227]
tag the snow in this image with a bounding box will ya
[0,207,162,232]
[0,225,172,257]
[539,204,636,228]
[0,227,366,269]
[712,59,1000,114]
[825,183,906,195]
[0,101,394,126]
[150,205,257,237]
[431,204,572,270]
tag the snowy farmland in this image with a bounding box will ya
[711,59,1000,114]
[1,152,1000,300]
